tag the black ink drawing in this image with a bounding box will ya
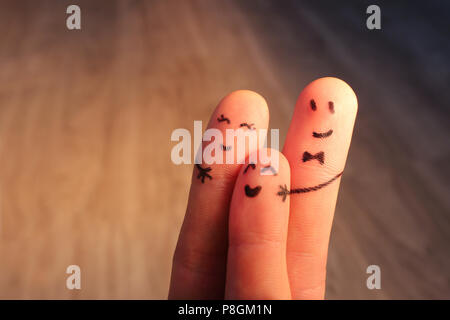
[220,144,232,151]
[277,172,343,201]
[329,101,335,113]
[302,151,325,165]
[310,99,317,111]
[196,164,212,183]
[260,165,277,175]
[244,163,256,174]
[312,129,333,138]
[278,98,339,201]
[217,114,230,124]
[245,184,262,197]
[240,122,255,130]
[310,99,335,114]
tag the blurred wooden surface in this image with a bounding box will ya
[0,0,448,299]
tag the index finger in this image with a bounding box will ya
[169,90,269,299]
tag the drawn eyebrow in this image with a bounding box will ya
[260,165,277,175]
[220,144,232,151]
[217,114,230,124]
[245,184,262,197]
[310,99,317,111]
[312,129,333,138]
[329,101,335,113]
[240,122,255,130]
[244,163,256,174]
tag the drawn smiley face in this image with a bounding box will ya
[279,77,358,201]
[196,114,260,184]
[278,98,342,200]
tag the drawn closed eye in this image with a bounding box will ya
[244,163,256,174]
[240,122,255,130]
[220,144,232,151]
[217,114,230,124]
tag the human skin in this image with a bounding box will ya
[169,77,358,299]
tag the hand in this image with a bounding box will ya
[169,77,358,299]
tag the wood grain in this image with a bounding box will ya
[0,0,448,299]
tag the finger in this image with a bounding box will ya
[169,90,269,299]
[226,149,291,299]
[282,77,358,299]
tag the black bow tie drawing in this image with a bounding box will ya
[302,151,325,165]
[196,164,212,183]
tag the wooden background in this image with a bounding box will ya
[0,0,449,299]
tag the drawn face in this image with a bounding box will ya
[300,98,335,168]
[196,112,261,184]
[279,77,357,200]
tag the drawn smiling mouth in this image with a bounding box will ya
[245,184,262,197]
[277,171,343,202]
[312,129,333,138]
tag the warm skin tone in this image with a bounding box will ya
[169,77,358,299]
